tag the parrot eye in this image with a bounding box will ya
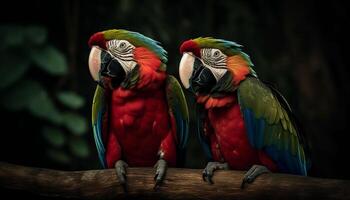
[119,42,126,49]
[213,50,220,57]
[200,48,227,70]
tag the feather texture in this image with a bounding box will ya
[165,75,189,151]
[103,29,167,63]
[196,104,213,161]
[92,85,107,168]
[193,37,254,66]
[237,77,309,175]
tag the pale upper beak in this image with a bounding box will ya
[179,52,195,89]
[88,46,102,81]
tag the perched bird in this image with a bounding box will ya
[178,37,310,188]
[88,29,189,190]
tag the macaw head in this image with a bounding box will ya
[88,29,167,90]
[179,37,256,97]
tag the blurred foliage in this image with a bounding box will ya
[42,126,66,147]
[31,46,68,75]
[57,91,85,110]
[0,25,89,166]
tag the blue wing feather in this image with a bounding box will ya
[242,108,308,175]
[195,104,213,161]
[243,108,265,148]
[92,85,107,168]
[165,76,189,160]
[196,108,213,161]
[238,77,309,175]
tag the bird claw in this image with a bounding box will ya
[115,160,128,193]
[241,165,270,189]
[202,169,213,184]
[153,179,162,191]
[202,162,229,184]
[153,159,167,190]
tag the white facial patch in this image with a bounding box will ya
[107,39,137,74]
[207,65,227,81]
[200,48,228,81]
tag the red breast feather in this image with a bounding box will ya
[105,47,176,167]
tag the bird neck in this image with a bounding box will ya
[196,93,237,109]
[227,55,251,85]
[135,63,167,91]
[120,47,167,91]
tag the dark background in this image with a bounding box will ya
[1,0,349,198]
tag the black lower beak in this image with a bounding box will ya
[190,58,216,94]
[99,50,126,89]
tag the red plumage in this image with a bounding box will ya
[88,32,107,49]
[180,40,201,57]
[105,47,177,168]
[204,93,278,171]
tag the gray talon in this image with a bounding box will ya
[202,162,229,184]
[154,159,167,190]
[241,165,270,189]
[115,160,128,192]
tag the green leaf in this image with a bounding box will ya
[25,26,47,45]
[27,87,63,124]
[62,112,87,135]
[69,138,89,158]
[57,91,85,109]
[42,126,65,147]
[31,45,68,75]
[0,54,30,89]
[46,149,71,164]
[0,80,63,124]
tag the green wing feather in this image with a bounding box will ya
[92,85,107,168]
[237,77,309,175]
[165,75,189,151]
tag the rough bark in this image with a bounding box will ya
[0,162,349,200]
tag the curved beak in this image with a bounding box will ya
[88,46,102,81]
[179,52,217,94]
[179,53,195,89]
[88,46,126,89]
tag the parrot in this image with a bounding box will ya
[178,37,310,188]
[87,29,189,190]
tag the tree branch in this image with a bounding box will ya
[0,162,349,200]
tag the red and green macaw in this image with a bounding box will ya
[88,29,189,190]
[178,37,310,187]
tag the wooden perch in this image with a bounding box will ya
[0,162,349,200]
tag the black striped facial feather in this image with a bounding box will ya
[200,48,228,82]
[107,39,137,74]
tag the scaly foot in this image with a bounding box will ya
[241,165,270,189]
[153,159,167,190]
[115,160,128,192]
[202,162,229,184]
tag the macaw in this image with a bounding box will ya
[178,37,310,188]
[88,29,189,190]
